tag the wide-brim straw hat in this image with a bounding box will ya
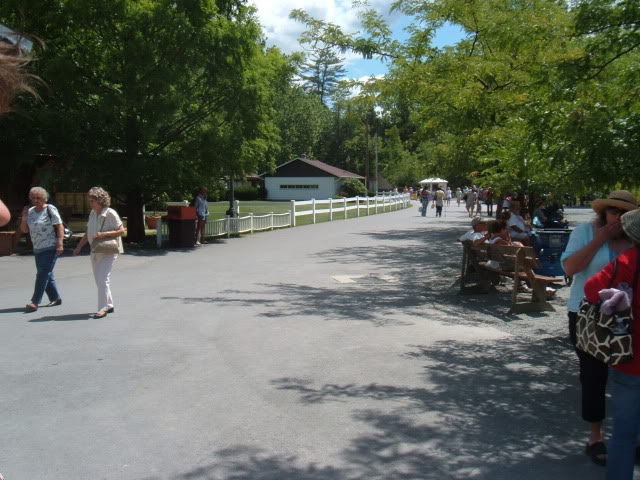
[592,190,638,214]
[622,209,640,244]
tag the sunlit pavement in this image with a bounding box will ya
[0,205,617,479]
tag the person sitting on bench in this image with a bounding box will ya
[507,202,531,246]
[459,217,490,246]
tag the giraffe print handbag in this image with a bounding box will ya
[576,301,633,365]
[576,257,638,366]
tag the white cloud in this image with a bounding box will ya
[250,0,357,54]
[250,0,403,55]
[250,1,412,80]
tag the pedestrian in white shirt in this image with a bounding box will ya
[73,187,125,318]
[507,202,531,246]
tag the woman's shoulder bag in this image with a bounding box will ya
[576,252,640,365]
[91,208,121,254]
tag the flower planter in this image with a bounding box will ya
[0,231,20,256]
[146,216,161,229]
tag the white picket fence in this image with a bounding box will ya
[156,193,410,247]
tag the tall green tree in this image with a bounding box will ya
[1,0,274,241]
[299,46,346,105]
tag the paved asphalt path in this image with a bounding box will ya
[0,204,615,479]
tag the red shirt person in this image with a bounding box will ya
[584,208,640,480]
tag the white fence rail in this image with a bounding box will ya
[156,193,410,247]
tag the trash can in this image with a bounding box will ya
[167,206,196,248]
[530,229,572,277]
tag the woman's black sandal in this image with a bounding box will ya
[586,441,607,466]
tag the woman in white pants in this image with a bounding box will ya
[73,187,124,318]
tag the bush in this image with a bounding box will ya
[146,193,169,213]
[234,185,259,200]
[340,178,368,197]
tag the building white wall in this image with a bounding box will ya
[265,177,338,201]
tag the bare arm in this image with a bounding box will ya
[73,233,89,256]
[19,206,29,233]
[93,224,125,239]
[472,233,490,247]
[563,222,621,276]
[0,199,9,226]
[54,223,64,255]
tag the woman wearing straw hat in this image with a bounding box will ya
[584,208,640,479]
[561,190,638,466]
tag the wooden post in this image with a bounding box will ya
[250,213,254,234]
[343,197,347,219]
[290,200,296,227]
[356,196,360,217]
[329,198,333,222]
[270,212,274,230]
[225,215,230,239]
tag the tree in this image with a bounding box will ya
[1,0,275,241]
[291,0,640,195]
[382,126,421,188]
[299,46,346,105]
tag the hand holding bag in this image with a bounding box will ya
[91,209,120,254]
[576,253,639,365]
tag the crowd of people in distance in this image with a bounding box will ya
[412,184,499,219]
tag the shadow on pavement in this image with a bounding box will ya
[160,223,563,323]
[146,337,597,480]
[0,307,28,314]
[162,283,420,326]
[28,313,96,322]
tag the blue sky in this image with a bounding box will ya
[251,0,466,80]
[347,22,466,79]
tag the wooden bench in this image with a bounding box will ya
[459,240,563,314]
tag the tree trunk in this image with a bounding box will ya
[126,187,146,243]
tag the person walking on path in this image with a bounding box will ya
[485,188,494,217]
[419,186,430,217]
[561,190,638,467]
[456,187,462,206]
[465,189,477,217]
[434,187,445,217]
[194,186,209,246]
[584,208,640,479]
[73,187,125,319]
[20,187,64,312]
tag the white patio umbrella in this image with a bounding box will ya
[418,178,448,191]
